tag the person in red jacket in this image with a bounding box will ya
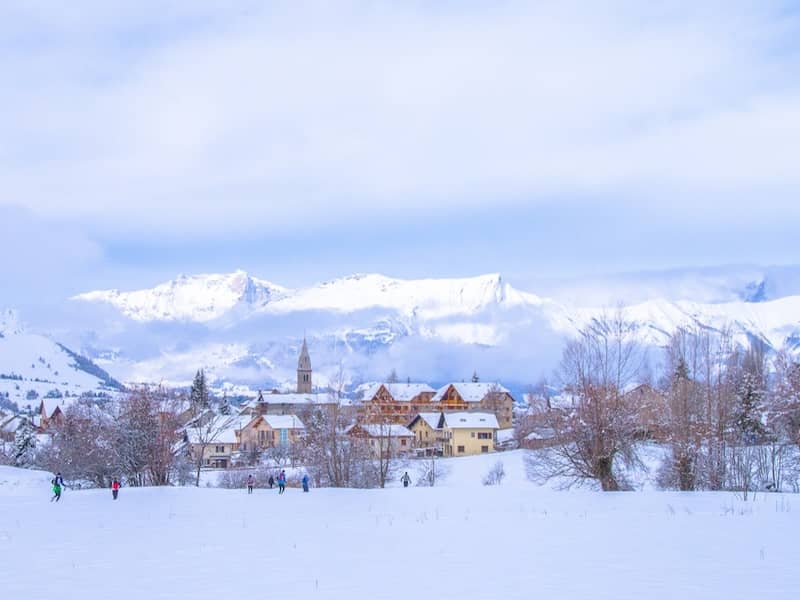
[111,478,121,500]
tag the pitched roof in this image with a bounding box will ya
[261,414,305,430]
[441,412,499,429]
[349,423,414,437]
[409,412,441,430]
[358,382,435,402]
[431,382,510,403]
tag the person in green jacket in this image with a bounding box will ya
[51,480,62,502]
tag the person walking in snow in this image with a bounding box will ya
[247,474,254,494]
[54,472,64,488]
[277,470,286,494]
[401,472,412,488]
[51,478,62,502]
[268,475,274,489]
[302,474,310,493]
[111,478,121,500]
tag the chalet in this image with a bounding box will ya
[407,412,445,456]
[431,382,514,428]
[439,412,499,457]
[357,382,435,424]
[346,422,415,458]
[238,414,305,453]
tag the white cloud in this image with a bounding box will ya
[1,1,799,238]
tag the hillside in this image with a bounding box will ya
[0,309,123,414]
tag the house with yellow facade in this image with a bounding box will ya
[407,412,445,456]
[439,412,499,457]
[186,416,246,469]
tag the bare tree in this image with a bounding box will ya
[528,313,645,491]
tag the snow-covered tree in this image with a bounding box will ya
[13,418,36,466]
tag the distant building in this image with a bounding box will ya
[346,422,415,458]
[356,382,436,424]
[239,338,336,417]
[431,382,514,429]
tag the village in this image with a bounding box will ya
[1,338,524,483]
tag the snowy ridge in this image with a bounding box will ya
[74,270,288,322]
[56,267,800,388]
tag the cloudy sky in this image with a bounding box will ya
[2,1,799,306]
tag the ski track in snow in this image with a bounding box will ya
[1,453,798,600]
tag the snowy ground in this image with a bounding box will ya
[2,452,798,600]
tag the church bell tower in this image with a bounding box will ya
[297,337,312,393]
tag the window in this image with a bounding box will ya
[471,432,475,438]
[457,445,465,454]
[401,439,407,446]
[478,432,491,440]
[215,445,225,453]
[481,445,489,453]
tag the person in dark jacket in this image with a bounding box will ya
[302,474,310,492]
[54,472,64,487]
[401,472,412,488]
[111,478,121,500]
[268,475,274,489]
[246,474,254,494]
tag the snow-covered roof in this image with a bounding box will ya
[185,416,248,445]
[1,415,23,433]
[431,382,510,403]
[441,412,499,429]
[410,412,441,430]
[351,423,414,437]
[497,428,515,444]
[241,392,335,412]
[357,382,435,402]
[261,414,305,430]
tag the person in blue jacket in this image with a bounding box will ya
[302,473,310,492]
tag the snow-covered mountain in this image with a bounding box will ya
[75,270,288,323]
[64,267,800,390]
[0,309,123,415]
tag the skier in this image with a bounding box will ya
[247,474,254,494]
[54,472,64,487]
[401,472,412,488]
[111,478,121,500]
[302,473,310,493]
[268,475,274,489]
[51,478,62,502]
[277,470,286,494]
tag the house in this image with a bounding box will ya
[407,412,445,456]
[346,422,415,458]
[187,421,241,469]
[439,412,499,457]
[623,383,668,440]
[238,414,305,453]
[356,382,435,424]
[431,382,515,428]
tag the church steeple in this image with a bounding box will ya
[297,337,312,393]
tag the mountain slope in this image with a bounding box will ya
[0,309,123,413]
[65,268,800,389]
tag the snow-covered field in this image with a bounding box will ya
[2,452,798,600]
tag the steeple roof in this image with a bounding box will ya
[298,337,311,370]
